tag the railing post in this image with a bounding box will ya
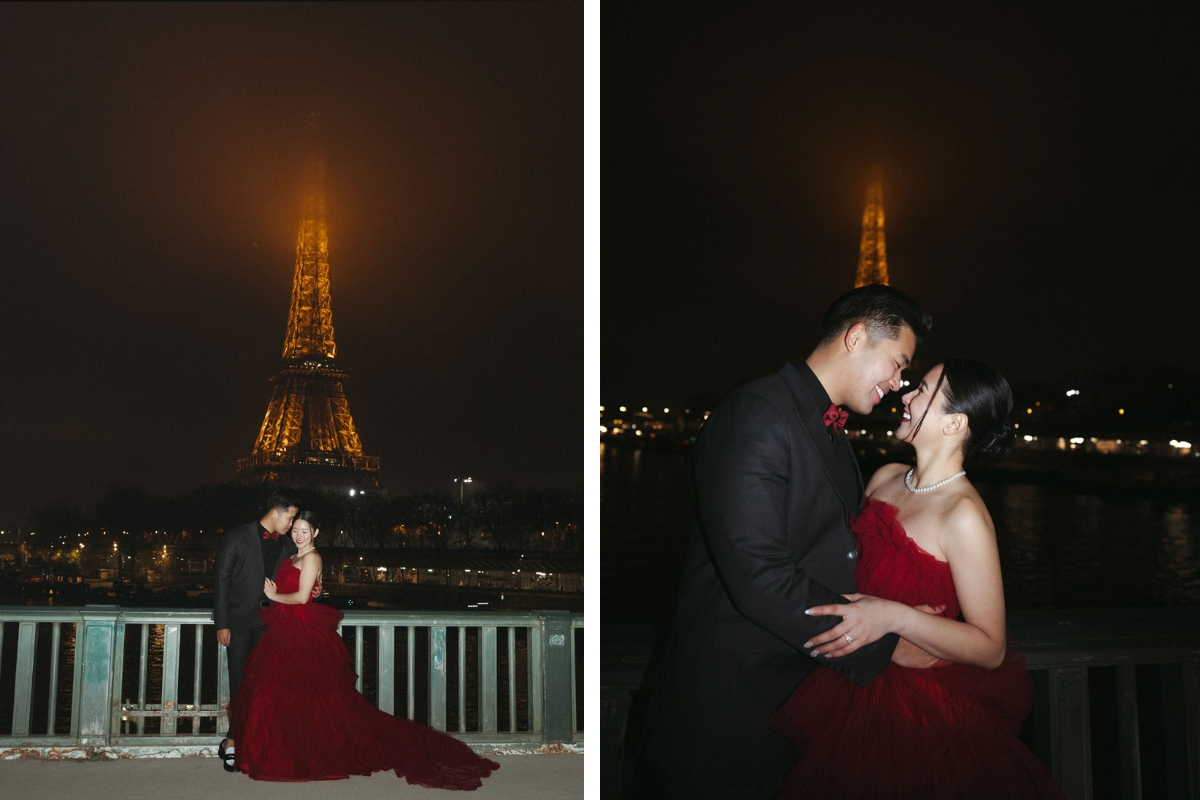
[1049,667,1092,800]
[1184,660,1200,800]
[217,642,230,736]
[11,622,37,736]
[430,626,447,731]
[481,626,498,732]
[540,610,574,743]
[1116,664,1142,800]
[378,625,395,715]
[78,605,121,747]
[161,623,181,735]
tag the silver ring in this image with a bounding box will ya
[845,634,853,644]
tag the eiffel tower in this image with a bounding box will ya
[853,176,889,287]
[237,116,380,488]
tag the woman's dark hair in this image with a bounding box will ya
[910,359,1016,466]
[294,509,321,531]
[818,284,933,346]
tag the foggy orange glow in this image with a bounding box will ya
[854,178,888,287]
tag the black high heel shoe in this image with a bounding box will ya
[218,739,236,773]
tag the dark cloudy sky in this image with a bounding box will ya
[0,3,582,525]
[604,5,1199,408]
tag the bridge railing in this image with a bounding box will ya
[0,605,582,754]
[602,607,1200,800]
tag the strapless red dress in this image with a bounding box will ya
[770,499,1067,799]
[229,560,499,787]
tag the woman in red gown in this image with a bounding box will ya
[226,510,500,787]
[770,361,1067,799]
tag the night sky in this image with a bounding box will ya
[0,4,582,525]
[604,6,1199,409]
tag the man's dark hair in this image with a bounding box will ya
[264,490,302,513]
[817,284,932,346]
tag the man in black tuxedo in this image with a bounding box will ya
[634,286,936,799]
[212,490,300,766]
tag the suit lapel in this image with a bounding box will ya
[779,363,862,518]
[247,523,265,587]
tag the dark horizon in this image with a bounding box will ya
[0,4,583,526]
[604,6,1200,408]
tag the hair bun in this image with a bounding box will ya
[970,422,1016,465]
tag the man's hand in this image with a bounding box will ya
[216,628,231,647]
[891,637,942,669]
[311,573,323,600]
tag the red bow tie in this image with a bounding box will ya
[823,403,849,436]
[262,530,281,541]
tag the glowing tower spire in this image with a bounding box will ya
[853,177,889,287]
[238,114,379,488]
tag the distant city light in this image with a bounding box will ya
[1024,435,1035,442]
[1070,437,1085,444]
[900,380,910,387]
[1171,440,1192,449]
[635,430,643,436]
[642,407,648,412]
[1026,408,1033,414]
[619,406,627,412]
[1066,389,1080,397]
[600,405,605,411]
[600,425,607,433]
[349,489,356,496]
[664,408,670,413]
[1118,409,1125,415]
[886,431,893,437]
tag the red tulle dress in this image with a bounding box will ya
[770,499,1067,799]
[229,560,500,787]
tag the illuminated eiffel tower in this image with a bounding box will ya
[237,115,380,488]
[853,176,889,287]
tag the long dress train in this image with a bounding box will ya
[229,560,500,787]
[769,498,1067,799]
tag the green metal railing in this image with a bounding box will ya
[0,605,582,754]
[602,607,1200,800]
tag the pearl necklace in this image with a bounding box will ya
[293,546,316,560]
[904,467,966,493]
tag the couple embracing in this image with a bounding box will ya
[211,491,498,787]
[635,285,1067,799]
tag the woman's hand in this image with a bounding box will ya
[263,577,277,600]
[804,595,945,658]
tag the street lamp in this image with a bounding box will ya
[454,477,473,504]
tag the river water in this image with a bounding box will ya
[601,441,1200,624]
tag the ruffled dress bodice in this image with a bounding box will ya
[769,498,1066,799]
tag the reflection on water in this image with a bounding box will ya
[602,443,1200,623]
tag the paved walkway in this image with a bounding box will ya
[1,755,583,800]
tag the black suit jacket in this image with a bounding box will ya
[212,521,296,632]
[639,362,899,798]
